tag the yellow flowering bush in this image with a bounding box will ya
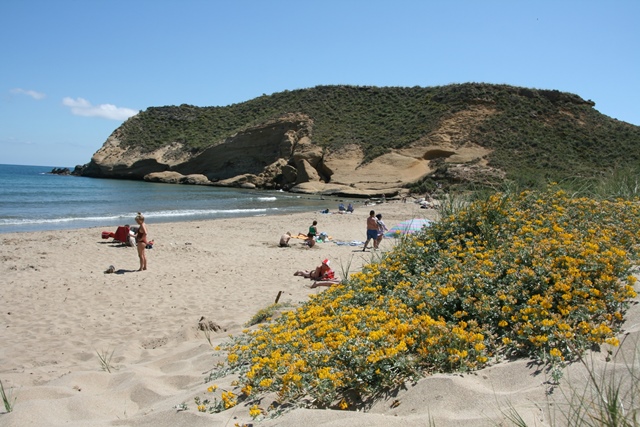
[210,186,640,413]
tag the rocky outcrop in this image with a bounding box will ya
[79,108,501,197]
[144,171,211,185]
[50,167,71,175]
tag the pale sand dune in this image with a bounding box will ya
[0,201,637,426]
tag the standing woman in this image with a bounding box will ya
[135,212,149,271]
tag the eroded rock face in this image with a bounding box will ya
[81,107,501,197]
[144,172,211,185]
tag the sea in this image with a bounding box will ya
[0,164,341,234]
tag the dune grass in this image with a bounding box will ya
[96,348,115,373]
[502,339,640,427]
[0,379,16,413]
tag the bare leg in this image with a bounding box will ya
[294,270,311,278]
[310,279,341,288]
[137,242,147,271]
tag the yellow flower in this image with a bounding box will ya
[259,378,273,388]
[549,348,563,358]
[241,384,253,396]
[207,384,218,393]
[249,404,262,419]
[605,337,620,346]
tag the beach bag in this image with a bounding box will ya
[323,269,335,280]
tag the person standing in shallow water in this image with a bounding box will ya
[135,212,149,271]
[362,210,377,251]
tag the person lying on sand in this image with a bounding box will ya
[294,258,334,280]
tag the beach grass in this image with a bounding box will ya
[501,338,640,427]
[96,348,115,373]
[0,379,16,413]
[553,341,639,427]
[246,302,293,327]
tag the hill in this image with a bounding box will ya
[77,83,640,196]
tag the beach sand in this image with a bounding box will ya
[1,201,638,426]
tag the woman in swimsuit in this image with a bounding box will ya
[135,212,149,271]
[306,220,318,248]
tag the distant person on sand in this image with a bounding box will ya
[307,220,318,248]
[279,232,292,247]
[294,258,335,280]
[374,213,388,249]
[134,212,149,271]
[362,210,377,251]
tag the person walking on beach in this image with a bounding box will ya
[134,212,149,271]
[362,210,377,251]
[374,213,388,250]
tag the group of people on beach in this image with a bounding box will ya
[292,204,391,289]
[134,199,390,278]
[279,219,329,249]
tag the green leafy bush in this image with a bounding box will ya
[205,186,639,415]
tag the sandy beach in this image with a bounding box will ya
[1,200,638,427]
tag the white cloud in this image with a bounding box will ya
[10,88,46,100]
[62,97,139,120]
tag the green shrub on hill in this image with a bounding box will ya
[115,84,640,189]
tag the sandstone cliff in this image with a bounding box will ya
[76,84,640,196]
[79,110,501,197]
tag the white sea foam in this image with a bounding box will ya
[147,208,272,218]
[0,208,277,226]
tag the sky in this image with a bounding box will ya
[1,0,638,167]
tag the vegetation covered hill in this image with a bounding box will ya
[115,83,640,189]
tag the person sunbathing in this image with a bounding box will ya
[294,259,334,280]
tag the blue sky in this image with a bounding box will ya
[1,1,638,167]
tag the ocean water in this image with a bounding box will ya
[0,164,340,234]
